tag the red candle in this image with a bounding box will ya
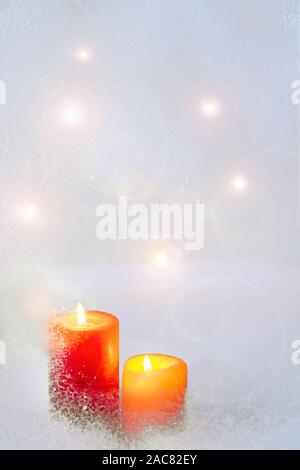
[49,304,119,419]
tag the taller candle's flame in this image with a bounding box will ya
[144,355,152,372]
[77,303,87,326]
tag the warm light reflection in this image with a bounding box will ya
[76,303,87,326]
[144,355,152,372]
[153,253,167,269]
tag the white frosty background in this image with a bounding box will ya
[0,0,300,450]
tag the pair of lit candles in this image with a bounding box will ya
[48,304,187,430]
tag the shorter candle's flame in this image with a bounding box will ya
[144,355,152,372]
[76,303,87,326]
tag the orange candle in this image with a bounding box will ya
[49,304,119,418]
[122,354,187,430]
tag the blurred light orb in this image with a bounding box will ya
[20,203,39,222]
[75,46,92,62]
[61,104,83,127]
[133,241,187,288]
[153,253,168,269]
[199,98,221,119]
[2,185,59,241]
[231,175,248,193]
[44,88,99,142]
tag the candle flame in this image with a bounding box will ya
[76,303,87,326]
[144,355,152,372]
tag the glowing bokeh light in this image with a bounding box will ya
[19,203,39,222]
[75,46,92,62]
[44,87,99,142]
[199,98,221,119]
[133,241,187,288]
[153,253,168,269]
[61,104,84,127]
[231,175,248,193]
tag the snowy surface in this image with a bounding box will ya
[0,0,300,450]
